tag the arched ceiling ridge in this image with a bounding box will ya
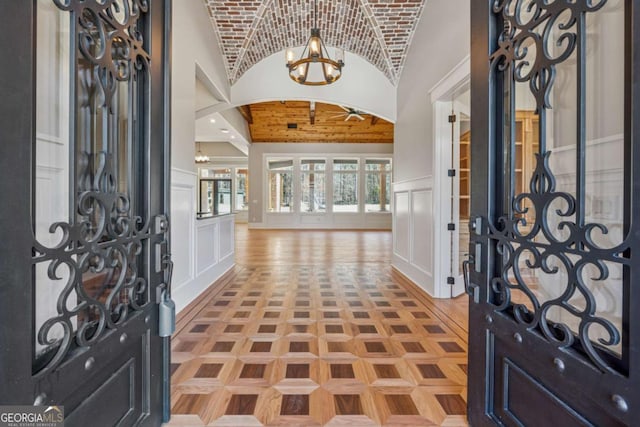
[230,0,274,82]
[356,0,397,84]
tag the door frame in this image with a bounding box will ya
[430,55,470,298]
[0,1,173,424]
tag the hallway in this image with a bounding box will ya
[167,226,469,426]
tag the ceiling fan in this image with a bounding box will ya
[330,105,367,121]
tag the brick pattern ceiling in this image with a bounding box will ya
[203,0,426,85]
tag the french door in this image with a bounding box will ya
[468,0,639,425]
[0,1,171,425]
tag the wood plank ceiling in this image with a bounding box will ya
[246,101,394,143]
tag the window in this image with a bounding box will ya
[235,168,248,211]
[268,159,293,212]
[333,159,358,212]
[300,159,326,213]
[365,159,392,212]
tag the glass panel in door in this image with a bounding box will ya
[496,0,626,370]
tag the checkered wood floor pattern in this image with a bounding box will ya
[167,263,469,426]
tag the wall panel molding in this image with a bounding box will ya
[391,176,435,296]
[171,167,236,313]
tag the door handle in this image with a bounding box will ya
[462,254,473,293]
[463,254,479,303]
[162,254,174,296]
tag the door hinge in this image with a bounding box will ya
[447,223,455,231]
[446,276,455,285]
[447,169,456,177]
[448,114,457,123]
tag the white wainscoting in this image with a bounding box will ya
[392,176,435,296]
[171,169,196,291]
[196,222,218,275]
[171,168,235,313]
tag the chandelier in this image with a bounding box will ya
[195,142,209,164]
[285,0,344,86]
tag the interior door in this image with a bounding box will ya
[0,1,171,425]
[468,0,638,426]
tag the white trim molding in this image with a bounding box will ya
[429,55,471,104]
[430,59,471,299]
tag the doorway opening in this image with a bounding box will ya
[448,85,471,296]
[430,57,471,299]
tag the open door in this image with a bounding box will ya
[0,1,172,425]
[468,0,638,425]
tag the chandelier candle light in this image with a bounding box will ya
[195,142,209,164]
[285,0,344,85]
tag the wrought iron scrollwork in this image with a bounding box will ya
[53,0,150,111]
[491,0,606,111]
[485,0,626,373]
[32,0,155,375]
[481,151,626,372]
[33,152,153,374]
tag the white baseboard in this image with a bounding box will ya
[392,254,436,297]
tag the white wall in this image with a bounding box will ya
[171,0,236,313]
[232,50,397,122]
[393,0,470,296]
[249,143,393,229]
[172,0,230,171]
[198,141,247,158]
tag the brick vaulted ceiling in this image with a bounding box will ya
[203,0,426,85]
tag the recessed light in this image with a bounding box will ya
[209,118,216,123]
[231,135,235,139]
[220,128,230,133]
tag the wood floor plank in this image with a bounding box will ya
[164,226,469,426]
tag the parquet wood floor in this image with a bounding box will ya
[166,226,469,426]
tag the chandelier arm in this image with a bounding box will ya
[301,34,311,59]
[320,37,331,59]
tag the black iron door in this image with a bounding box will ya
[468,0,638,425]
[0,1,171,425]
